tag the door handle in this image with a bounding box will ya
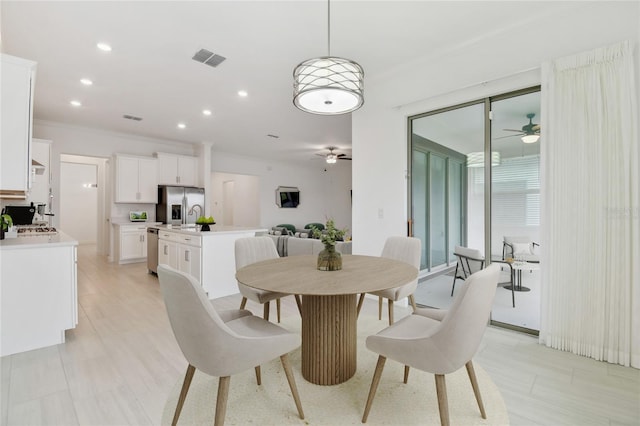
[164,245,168,255]
[184,250,190,262]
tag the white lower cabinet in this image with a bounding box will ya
[159,231,201,284]
[115,223,159,264]
[178,243,201,282]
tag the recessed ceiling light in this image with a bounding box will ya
[177,123,186,129]
[70,100,82,107]
[96,42,112,52]
[202,109,212,116]
[80,78,93,86]
[238,90,248,97]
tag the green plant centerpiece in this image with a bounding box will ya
[196,215,215,231]
[312,219,346,271]
[1,214,13,240]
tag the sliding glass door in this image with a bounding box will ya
[408,87,541,332]
[409,102,482,306]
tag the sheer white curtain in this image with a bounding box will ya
[540,41,639,367]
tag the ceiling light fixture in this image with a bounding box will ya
[326,153,338,164]
[293,0,364,115]
[80,78,93,86]
[202,109,212,116]
[521,134,540,144]
[177,123,186,129]
[238,90,248,97]
[70,100,82,107]
[96,42,112,52]
[466,152,501,168]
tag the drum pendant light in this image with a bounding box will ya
[293,0,364,115]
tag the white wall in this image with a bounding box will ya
[211,151,352,234]
[352,3,639,258]
[212,172,260,227]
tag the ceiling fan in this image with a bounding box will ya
[498,113,541,143]
[316,147,352,163]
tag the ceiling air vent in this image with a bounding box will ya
[192,48,226,68]
[123,114,143,121]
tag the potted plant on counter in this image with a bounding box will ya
[312,219,347,271]
[196,216,216,232]
[1,214,13,240]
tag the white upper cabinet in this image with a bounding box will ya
[0,54,36,199]
[155,152,198,186]
[114,154,158,203]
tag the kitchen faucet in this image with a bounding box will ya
[188,203,203,217]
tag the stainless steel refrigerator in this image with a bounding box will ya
[156,185,205,225]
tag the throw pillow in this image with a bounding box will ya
[512,242,531,255]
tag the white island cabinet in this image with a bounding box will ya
[0,232,78,357]
[157,225,267,298]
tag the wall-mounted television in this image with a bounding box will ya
[276,186,300,208]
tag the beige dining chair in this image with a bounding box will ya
[357,236,421,325]
[157,264,304,426]
[451,245,485,296]
[235,236,300,322]
[362,263,500,426]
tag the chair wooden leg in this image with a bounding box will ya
[294,295,303,316]
[465,361,486,419]
[280,354,304,419]
[263,301,270,321]
[356,293,366,317]
[276,298,281,323]
[214,376,230,426]
[254,366,261,385]
[408,294,417,311]
[388,300,394,325]
[378,296,383,320]
[172,364,196,426]
[239,297,247,310]
[435,374,449,426]
[403,365,410,384]
[362,355,386,423]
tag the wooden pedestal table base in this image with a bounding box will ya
[235,255,418,386]
[301,294,357,385]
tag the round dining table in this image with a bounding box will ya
[235,254,418,385]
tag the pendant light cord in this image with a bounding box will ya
[327,0,331,56]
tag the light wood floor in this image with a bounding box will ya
[1,245,638,425]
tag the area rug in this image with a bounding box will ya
[161,315,509,425]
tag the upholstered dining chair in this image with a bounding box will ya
[451,245,485,296]
[157,264,304,426]
[362,264,500,426]
[235,236,301,322]
[357,236,421,325]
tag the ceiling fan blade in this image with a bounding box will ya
[315,153,326,157]
[338,157,352,160]
[493,134,521,140]
[502,129,524,132]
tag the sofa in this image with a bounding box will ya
[262,234,352,257]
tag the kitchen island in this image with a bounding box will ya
[0,232,78,356]
[156,225,267,299]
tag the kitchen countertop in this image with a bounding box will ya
[156,224,268,236]
[111,219,162,226]
[0,231,78,249]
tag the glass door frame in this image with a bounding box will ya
[407,86,541,274]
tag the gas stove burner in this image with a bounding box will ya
[16,225,58,235]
